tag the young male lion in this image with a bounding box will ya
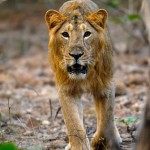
[45,0,122,149]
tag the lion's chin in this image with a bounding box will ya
[68,73,87,80]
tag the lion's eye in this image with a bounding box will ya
[84,31,91,38]
[61,32,69,38]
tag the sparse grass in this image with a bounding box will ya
[116,116,138,126]
[116,116,138,141]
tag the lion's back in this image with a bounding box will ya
[59,0,99,14]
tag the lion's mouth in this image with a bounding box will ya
[67,64,88,74]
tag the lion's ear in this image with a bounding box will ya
[45,10,66,30]
[87,9,108,29]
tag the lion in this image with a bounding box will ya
[45,0,122,149]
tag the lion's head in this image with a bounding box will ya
[45,3,108,80]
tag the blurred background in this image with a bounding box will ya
[0,0,149,149]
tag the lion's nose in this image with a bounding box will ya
[69,52,84,61]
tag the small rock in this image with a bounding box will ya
[139,57,149,66]
[125,74,147,86]
[115,80,127,96]
[42,120,50,125]
[121,133,131,139]
[23,130,34,136]
[26,109,32,114]
[27,117,39,128]
[115,42,127,53]
[46,140,67,150]
[122,65,144,74]
[12,112,22,119]
[132,103,144,112]
[45,135,58,142]
[121,98,132,107]
[117,96,131,107]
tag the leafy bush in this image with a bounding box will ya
[0,142,20,150]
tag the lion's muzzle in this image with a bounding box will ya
[67,63,88,74]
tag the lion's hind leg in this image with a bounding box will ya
[91,87,121,150]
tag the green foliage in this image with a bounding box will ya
[107,0,141,24]
[115,116,138,126]
[0,142,20,150]
[107,0,122,8]
[126,116,138,124]
[122,14,141,22]
[110,14,141,24]
[109,18,122,24]
[110,14,141,23]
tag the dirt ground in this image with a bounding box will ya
[0,2,149,150]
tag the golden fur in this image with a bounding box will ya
[45,0,121,149]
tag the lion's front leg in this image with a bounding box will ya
[59,93,90,150]
[91,86,122,150]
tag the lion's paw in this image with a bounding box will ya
[65,143,71,150]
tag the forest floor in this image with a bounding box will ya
[0,8,149,150]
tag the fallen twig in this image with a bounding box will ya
[55,107,61,119]
[49,99,53,118]
[27,87,40,96]
[7,97,11,123]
